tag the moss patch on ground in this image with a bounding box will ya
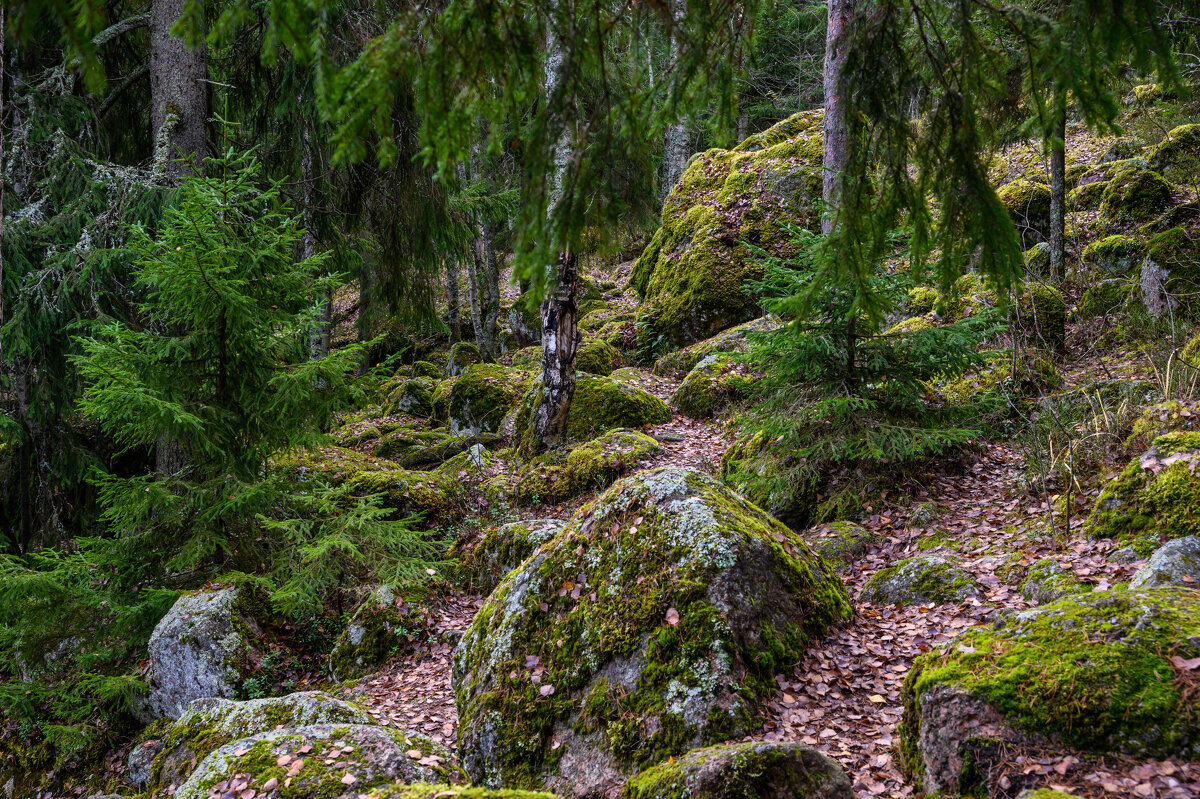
[516,429,663,504]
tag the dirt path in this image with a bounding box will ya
[345,365,1200,798]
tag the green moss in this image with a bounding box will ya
[886,316,935,335]
[385,377,438,417]
[1020,559,1088,604]
[1066,179,1110,211]
[810,521,874,569]
[1149,123,1200,183]
[1124,401,1200,453]
[444,364,534,434]
[652,317,777,377]
[577,338,620,376]
[1015,282,1066,350]
[719,430,819,529]
[899,589,1200,767]
[510,346,542,371]
[449,341,482,375]
[453,468,851,789]
[906,287,940,316]
[516,428,663,503]
[671,354,754,419]
[457,519,566,593]
[412,361,441,379]
[1075,280,1133,319]
[997,180,1051,242]
[367,786,557,799]
[513,374,671,457]
[620,741,846,799]
[1087,431,1200,544]
[1101,166,1174,224]
[634,112,823,347]
[859,556,978,605]
[1144,226,1200,317]
[329,587,422,680]
[936,352,1060,407]
[1081,235,1142,274]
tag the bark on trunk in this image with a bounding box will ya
[531,14,580,454]
[1,5,5,361]
[662,0,691,195]
[533,251,580,451]
[1048,103,1067,281]
[470,222,501,360]
[302,123,331,363]
[151,0,206,176]
[822,0,855,235]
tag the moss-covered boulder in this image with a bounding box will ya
[444,364,535,435]
[367,787,557,799]
[720,430,818,530]
[671,354,755,419]
[1130,536,1200,589]
[372,428,501,470]
[448,341,482,376]
[1081,235,1142,274]
[997,180,1051,245]
[135,589,263,723]
[508,300,541,348]
[619,741,853,799]
[1015,282,1067,351]
[632,112,823,348]
[452,467,852,796]
[1123,401,1200,454]
[1066,178,1109,211]
[899,589,1200,793]
[330,587,426,681]
[653,317,777,378]
[577,338,620,376]
[275,446,459,524]
[412,361,441,379]
[1075,279,1133,319]
[1100,165,1173,224]
[1149,124,1200,183]
[906,287,939,316]
[859,556,980,605]
[510,346,542,370]
[1141,226,1200,318]
[459,519,568,594]
[1086,432,1200,549]
[809,521,875,570]
[516,429,663,504]
[513,374,671,456]
[386,377,438,417]
[130,692,371,791]
[1019,559,1087,604]
[173,724,463,799]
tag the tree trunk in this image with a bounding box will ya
[445,257,461,343]
[1,5,5,362]
[822,0,855,235]
[302,123,331,363]
[1048,102,1067,281]
[531,17,581,454]
[662,0,691,196]
[151,0,206,176]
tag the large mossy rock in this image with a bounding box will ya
[859,556,980,605]
[632,112,823,348]
[898,589,1200,794]
[329,586,425,681]
[653,317,777,378]
[1081,234,1142,274]
[619,741,853,799]
[448,341,482,376]
[997,180,1051,245]
[671,354,755,420]
[1149,124,1200,183]
[1086,432,1200,550]
[136,589,262,723]
[385,377,438,417]
[516,429,663,504]
[174,724,463,799]
[459,519,569,594]
[1100,165,1173,224]
[513,374,671,456]
[443,364,535,435]
[577,338,621,376]
[1019,559,1087,604]
[130,692,371,791]
[1141,225,1200,318]
[720,431,818,530]
[452,467,852,797]
[372,428,501,470]
[1130,536,1200,589]
[275,446,459,524]
[366,787,557,799]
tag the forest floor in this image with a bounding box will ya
[337,342,1200,799]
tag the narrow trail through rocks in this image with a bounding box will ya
[343,363,1200,798]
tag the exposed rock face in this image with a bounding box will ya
[858,556,980,606]
[452,467,851,797]
[330,586,423,681]
[135,590,253,723]
[620,741,854,799]
[632,112,823,348]
[1020,559,1087,604]
[899,590,1200,794]
[129,692,371,791]
[173,724,463,799]
[1130,536,1200,589]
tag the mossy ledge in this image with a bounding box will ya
[899,589,1200,793]
[452,467,851,797]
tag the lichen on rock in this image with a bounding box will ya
[859,556,980,605]
[671,354,755,420]
[1086,432,1200,547]
[452,467,851,796]
[330,586,426,681]
[1019,559,1088,604]
[458,519,568,594]
[1130,536,1200,589]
